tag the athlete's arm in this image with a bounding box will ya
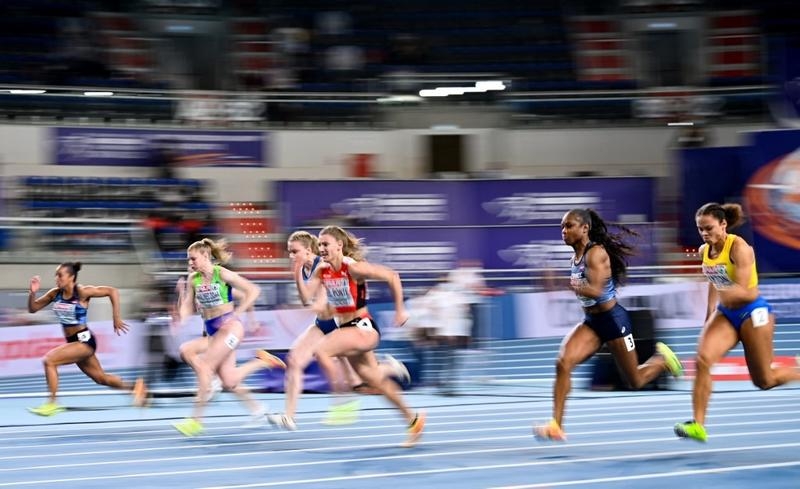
[81,285,129,335]
[349,261,408,326]
[27,276,56,313]
[571,246,612,299]
[219,267,260,317]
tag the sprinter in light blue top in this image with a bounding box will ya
[534,209,683,442]
[570,244,617,308]
[26,261,146,416]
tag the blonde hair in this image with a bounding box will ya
[188,237,232,264]
[287,230,319,254]
[320,225,364,261]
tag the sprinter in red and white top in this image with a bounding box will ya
[292,225,424,447]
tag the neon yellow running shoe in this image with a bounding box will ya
[656,342,684,378]
[674,420,707,442]
[28,402,65,417]
[322,399,360,425]
[173,418,204,437]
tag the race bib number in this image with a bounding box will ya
[325,278,355,307]
[195,284,225,308]
[77,330,92,343]
[751,307,770,327]
[224,333,240,350]
[355,317,374,331]
[622,334,635,352]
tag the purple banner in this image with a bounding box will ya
[275,178,654,228]
[53,127,266,167]
[294,223,656,281]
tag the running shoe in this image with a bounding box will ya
[28,402,65,417]
[266,413,297,431]
[202,376,224,403]
[173,417,204,437]
[674,420,707,442]
[132,377,148,407]
[656,342,684,378]
[402,411,426,448]
[322,399,360,425]
[533,419,567,441]
[241,412,270,428]
[256,350,287,369]
[384,354,411,384]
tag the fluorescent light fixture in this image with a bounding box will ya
[667,121,694,126]
[8,89,46,94]
[419,80,506,98]
[376,95,424,103]
[167,24,194,33]
[648,22,677,29]
[84,91,114,97]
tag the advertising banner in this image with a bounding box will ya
[680,129,800,273]
[0,320,146,377]
[53,127,266,167]
[275,177,655,228]
[275,177,658,279]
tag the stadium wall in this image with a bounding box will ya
[0,123,768,203]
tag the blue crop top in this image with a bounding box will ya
[570,243,617,308]
[52,288,88,327]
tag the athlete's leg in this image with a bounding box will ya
[283,325,325,418]
[40,342,94,404]
[551,323,601,427]
[741,313,800,388]
[691,313,739,426]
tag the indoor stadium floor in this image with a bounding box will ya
[1,381,799,488]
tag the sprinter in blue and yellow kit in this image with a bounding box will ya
[26,261,146,416]
[534,209,683,441]
[675,202,800,442]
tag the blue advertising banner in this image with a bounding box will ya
[275,177,655,228]
[53,127,266,167]
[276,178,658,294]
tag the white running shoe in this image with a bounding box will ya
[384,354,411,383]
[201,376,224,403]
[241,413,269,428]
[266,413,297,431]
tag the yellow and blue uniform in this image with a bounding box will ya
[702,233,771,330]
[193,265,235,336]
[53,287,97,351]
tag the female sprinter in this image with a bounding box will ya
[675,203,800,442]
[27,261,147,415]
[534,209,683,441]
[300,226,424,447]
[172,238,285,436]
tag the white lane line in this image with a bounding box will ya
[0,401,798,458]
[490,461,800,488]
[0,439,798,487]
[2,428,800,480]
[0,392,792,440]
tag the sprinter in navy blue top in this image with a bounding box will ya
[26,261,146,416]
[534,209,684,441]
